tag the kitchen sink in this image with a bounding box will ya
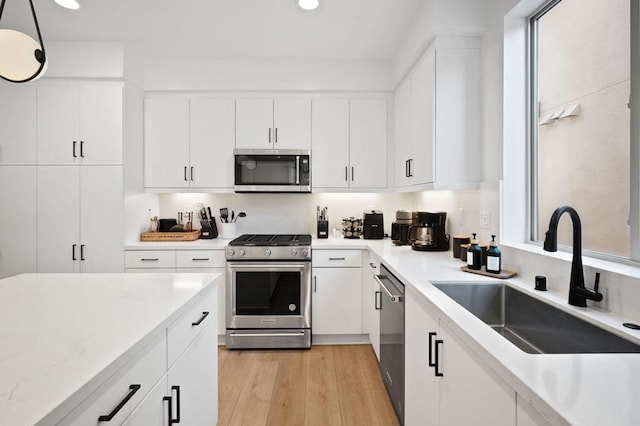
[433,283,640,354]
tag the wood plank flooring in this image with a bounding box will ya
[218,345,399,426]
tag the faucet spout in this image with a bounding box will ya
[543,206,602,307]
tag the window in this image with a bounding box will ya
[529,0,633,260]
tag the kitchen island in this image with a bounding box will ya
[0,272,219,426]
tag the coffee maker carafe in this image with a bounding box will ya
[408,211,450,251]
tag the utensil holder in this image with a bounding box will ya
[220,223,237,239]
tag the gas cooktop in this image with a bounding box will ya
[228,234,312,247]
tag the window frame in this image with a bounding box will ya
[527,0,640,263]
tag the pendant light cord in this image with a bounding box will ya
[0,0,47,83]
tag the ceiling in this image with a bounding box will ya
[4,0,426,61]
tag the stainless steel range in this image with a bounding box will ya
[225,234,312,349]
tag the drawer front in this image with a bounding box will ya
[125,250,176,269]
[62,334,167,426]
[176,250,225,268]
[167,286,216,367]
[312,250,362,268]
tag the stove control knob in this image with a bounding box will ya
[227,248,235,256]
[302,248,309,257]
[290,248,298,256]
[238,249,245,257]
[265,248,272,256]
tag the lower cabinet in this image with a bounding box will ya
[362,253,381,360]
[405,290,516,426]
[61,286,217,426]
[126,248,227,337]
[311,250,363,336]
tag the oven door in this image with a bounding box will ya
[226,260,311,330]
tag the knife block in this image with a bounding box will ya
[317,220,329,239]
[199,219,218,239]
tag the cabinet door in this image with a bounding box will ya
[190,98,235,189]
[411,50,436,185]
[167,320,218,425]
[405,292,439,425]
[235,99,273,149]
[0,166,36,278]
[122,375,168,426]
[0,86,36,164]
[439,322,516,426]
[311,99,350,188]
[144,98,190,188]
[176,267,226,337]
[273,98,311,149]
[349,99,388,189]
[37,86,80,165]
[312,267,363,335]
[37,166,80,273]
[393,78,412,187]
[80,166,123,272]
[79,86,123,165]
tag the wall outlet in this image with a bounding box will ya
[480,210,490,229]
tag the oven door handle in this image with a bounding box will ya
[228,332,306,337]
[229,264,306,270]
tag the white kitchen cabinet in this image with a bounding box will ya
[122,375,168,426]
[0,166,36,278]
[394,38,481,190]
[349,99,388,189]
[312,98,388,190]
[312,249,363,336]
[362,253,381,360]
[0,86,36,164]
[144,97,235,190]
[37,85,123,165]
[37,165,123,273]
[235,98,311,149]
[405,290,516,426]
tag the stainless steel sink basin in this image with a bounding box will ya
[433,283,640,354]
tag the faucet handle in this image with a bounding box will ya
[594,272,601,293]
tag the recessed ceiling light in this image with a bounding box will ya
[298,0,319,11]
[54,0,80,10]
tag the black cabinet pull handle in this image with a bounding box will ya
[345,166,348,181]
[329,257,346,261]
[190,166,194,181]
[80,244,85,261]
[351,166,354,181]
[141,258,159,262]
[428,332,436,367]
[191,258,210,261]
[268,128,272,143]
[80,141,84,158]
[191,311,209,326]
[72,244,77,261]
[405,159,409,177]
[435,339,444,377]
[98,384,141,421]
[374,290,381,310]
[171,385,181,424]
[183,166,188,181]
[275,127,278,143]
[73,141,77,158]
[163,395,173,426]
[408,158,413,177]
[314,276,317,293]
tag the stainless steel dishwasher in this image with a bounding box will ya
[375,264,405,424]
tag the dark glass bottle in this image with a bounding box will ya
[467,233,482,270]
[486,234,501,274]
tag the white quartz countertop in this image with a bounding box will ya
[125,239,230,250]
[0,273,219,426]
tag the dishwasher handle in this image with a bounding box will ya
[374,274,403,302]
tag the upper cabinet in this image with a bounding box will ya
[144,97,235,190]
[394,37,482,190]
[235,98,311,150]
[312,98,388,191]
[37,85,123,165]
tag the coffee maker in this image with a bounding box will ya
[391,210,412,245]
[408,211,449,251]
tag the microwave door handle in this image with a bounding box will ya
[296,156,300,184]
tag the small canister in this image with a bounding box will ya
[452,235,471,258]
[460,243,470,262]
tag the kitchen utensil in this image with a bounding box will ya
[220,208,229,223]
[232,212,246,223]
[207,206,213,221]
[231,211,235,223]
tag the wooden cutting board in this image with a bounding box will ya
[460,266,517,279]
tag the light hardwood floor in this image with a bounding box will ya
[218,345,400,426]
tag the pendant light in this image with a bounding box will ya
[0,0,47,83]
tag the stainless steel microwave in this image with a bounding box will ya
[233,149,311,193]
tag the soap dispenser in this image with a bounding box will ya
[486,234,501,274]
[467,233,482,270]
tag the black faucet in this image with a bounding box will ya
[543,206,603,307]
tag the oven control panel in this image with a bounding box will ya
[225,246,311,260]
